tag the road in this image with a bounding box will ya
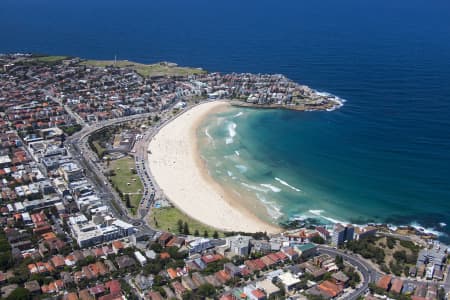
[317,246,380,300]
[64,112,163,237]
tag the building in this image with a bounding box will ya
[332,223,354,246]
[134,251,147,266]
[59,162,84,182]
[188,238,213,254]
[256,279,281,298]
[278,272,300,292]
[296,243,317,258]
[354,226,377,240]
[390,278,403,294]
[228,235,252,256]
[376,275,392,291]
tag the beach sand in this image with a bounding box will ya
[148,101,280,233]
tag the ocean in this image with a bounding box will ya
[2,0,450,239]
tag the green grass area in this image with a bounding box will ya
[33,55,69,63]
[150,207,224,237]
[91,141,106,158]
[109,157,143,215]
[80,59,206,77]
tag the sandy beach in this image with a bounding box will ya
[148,101,280,233]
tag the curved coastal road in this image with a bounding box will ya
[317,246,380,300]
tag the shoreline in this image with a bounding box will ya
[148,101,281,234]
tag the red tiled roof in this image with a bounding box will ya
[377,275,392,291]
[318,280,343,298]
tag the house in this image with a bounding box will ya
[390,278,403,294]
[181,275,198,291]
[250,289,266,300]
[281,247,299,260]
[115,255,136,269]
[256,279,281,298]
[332,271,349,287]
[158,232,173,247]
[24,280,41,294]
[64,292,79,300]
[224,262,241,277]
[112,240,124,254]
[89,284,106,298]
[171,281,187,297]
[147,291,163,300]
[134,274,154,292]
[191,272,207,287]
[78,289,94,300]
[317,280,343,298]
[201,253,223,265]
[167,268,179,280]
[51,255,66,268]
[278,272,300,292]
[260,255,276,268]
[162,286,176,299]
[105,280,122,296]
[376,275,392,291]
[296,243,317,258]
[315,226,330,240]
[215,270,231,284]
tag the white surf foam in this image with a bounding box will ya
[234,150,240,156]
[233,111,244,118]
[235,164,248,173]
[241,182,268,193]
[225,122,237,144]
[275,177,301,192]
[315,90,346,112]
[260,184,282,193]
[227,170,233,177]
[256,193,283,219]
[204,127,212,140]
[410,222,445,237]
[308,209,348,224]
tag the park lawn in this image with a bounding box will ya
[34,55,69,63]
[91,141,105,158]
[109,157,143,215]
[150,207,225,238]
[80,59,206,78]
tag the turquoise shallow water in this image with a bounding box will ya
[198,105,450,241]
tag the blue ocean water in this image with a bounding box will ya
[2,0,450,238]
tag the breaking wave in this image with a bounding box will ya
[225,122,237,144]
[275,177,301,192]
[235,164,248,173]
[260,184,282,193]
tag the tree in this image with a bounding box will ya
[194,229,200,236]
[213,231,219,239]
[124,194,131,208]
[197,283,216,298]
[177,219,183,233]
[335,255,344,270]
[6,287,30,300]
[311,235,325,244]
[203,230,209,238]
[183,222,190,235]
